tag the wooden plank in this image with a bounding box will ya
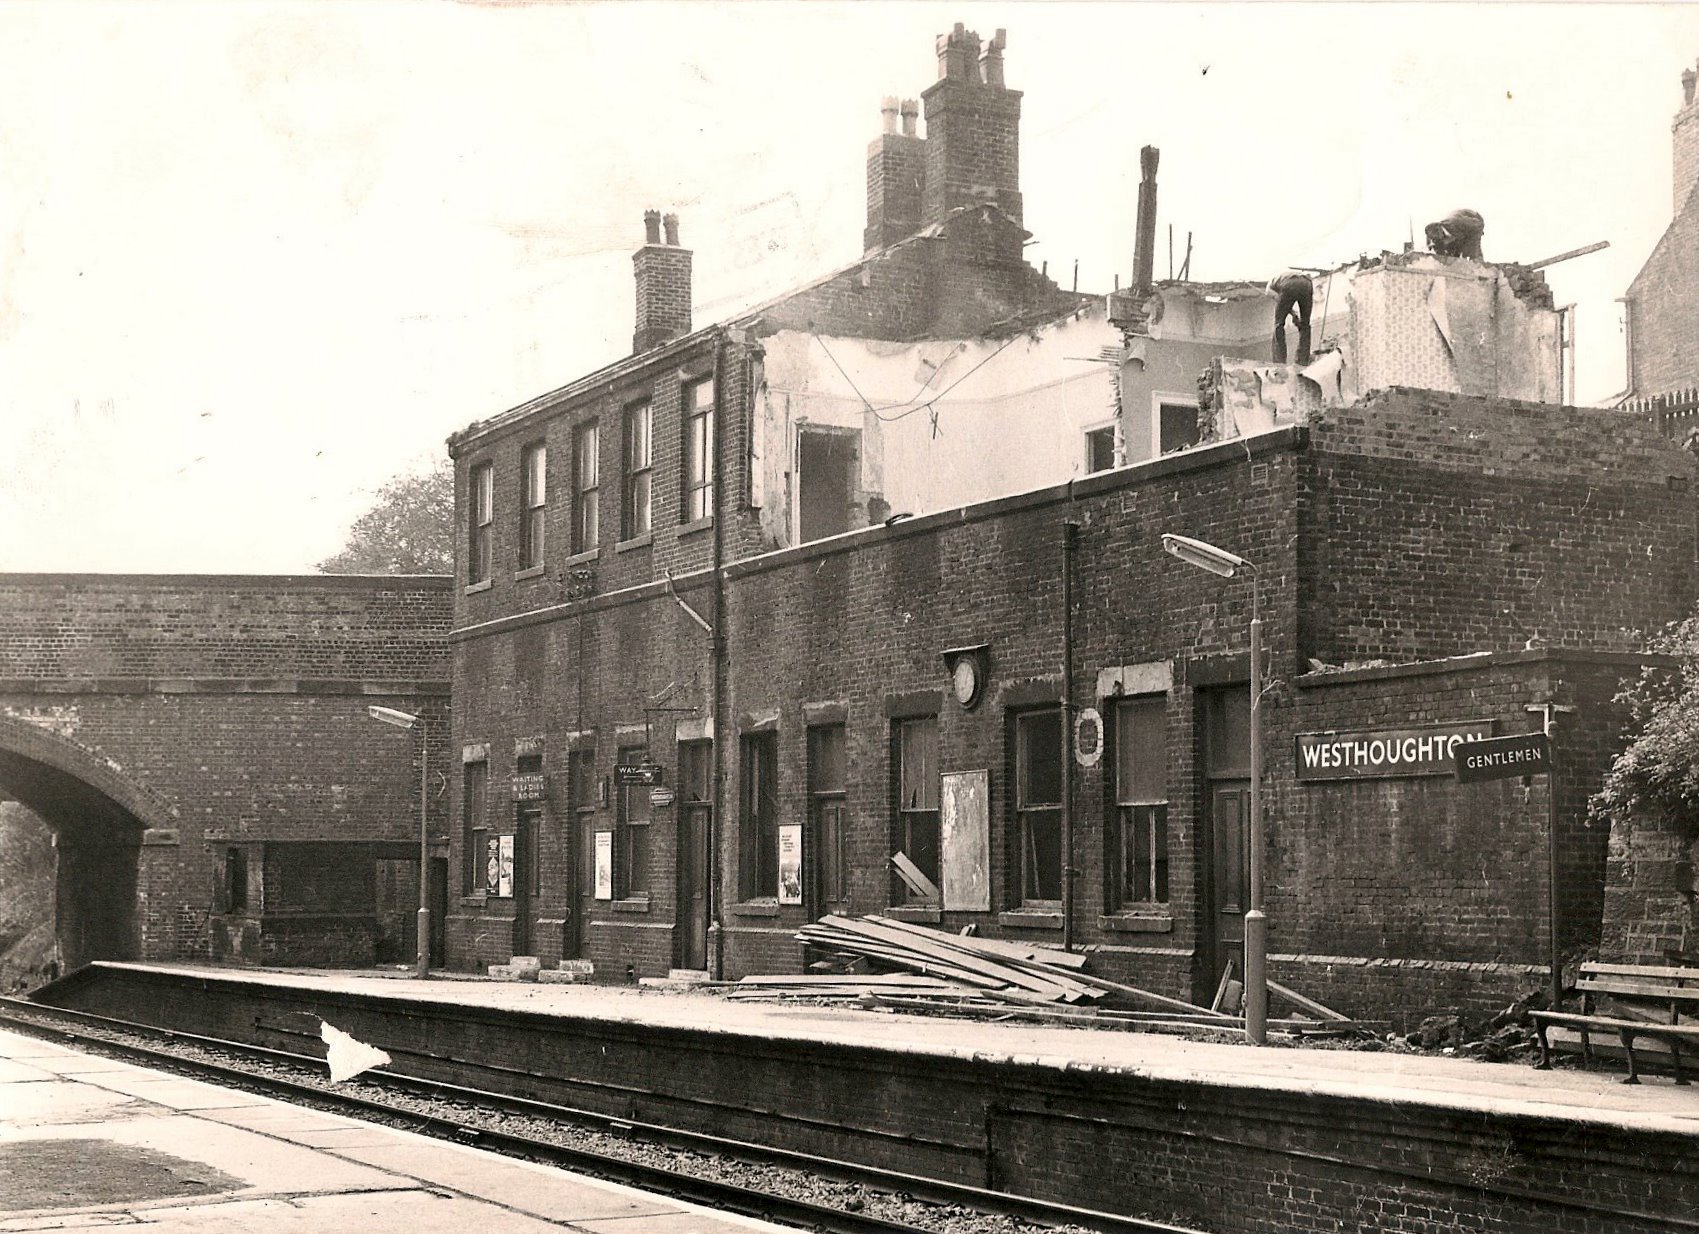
[1579,977,1699,1003]
[1267,977,1351,1022]
[864,917,1102,994]
[1066,970,1234,1019]
[826,916,1079,1000]
[876,916,1091,971]
[733,973,959,988]
[794,930,1008,989]
[889,853,940,902]
[1581,962,1699,982]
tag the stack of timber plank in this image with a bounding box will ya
[718,914,1369,1037]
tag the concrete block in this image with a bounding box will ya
[537,970,581,985]
[558,960,595,975]
[509,956,542,979]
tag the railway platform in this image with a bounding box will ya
[76,961,1699,1132]
[30,962,1699,1234]
[0,1025,799,1234]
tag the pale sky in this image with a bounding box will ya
[2,2,1696,574]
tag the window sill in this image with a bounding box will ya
[564,547,600,566]
[678,515,713,537]
[1099,913,1174,934]
[998,909,1064,930]
[458,894,488,907]
[729,899,780,918]
[617,532,653,553]
[513,564,545,581]
[464,579,493,595]
[885,904,941,924]
[611,896,650,915]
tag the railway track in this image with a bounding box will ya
[0,996,1202,1234]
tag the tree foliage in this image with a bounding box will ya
[318,459,454,575]
[1592,610,1699,839]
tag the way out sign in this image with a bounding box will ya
[1455,732,1550,783]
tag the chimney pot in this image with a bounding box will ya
[662,212,680,246]
[900,98,919,137]
[979,28,1006,87]
[881,95,900,134]
[643,210,662,245]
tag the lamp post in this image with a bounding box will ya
[369,705,429,980]
[1161,533,1267,1045]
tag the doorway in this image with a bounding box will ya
[806,725,847,921]
[513,804,542,956]
[797,428,857,543]
[674,741,711,971]
[1201,687,1252,1004]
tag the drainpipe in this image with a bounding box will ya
[709,330,728,979]
[1060,520,1079,952]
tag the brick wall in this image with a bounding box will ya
[1300,388,1696,665]
[0,573,451,964]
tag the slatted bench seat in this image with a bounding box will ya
[1531,962,1699,1084]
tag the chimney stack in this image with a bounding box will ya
[865,95,927,252]
[632,209,692,354]
[1134,146,1160,293]
[1675,58,1699,214]
[920,24,1023,236]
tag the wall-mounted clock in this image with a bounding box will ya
[941,644,989,710]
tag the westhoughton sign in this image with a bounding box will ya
[1294,721,1496,781]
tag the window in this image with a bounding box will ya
[616,745,651,898]
[740,731,779,898]
[893,717,939,902]
[1158,400,1201,454]
[682,378,714,523]
[572,421,599,553]
[468,462,493,584]
[808,725,848,907]
[1014,709,1064,903]
[1084,424,1117,474]
[519,442,546,570]
[1111,697,1169,908]
[623,402,652,539]
[570,745,597,895]
[462,759,489,894]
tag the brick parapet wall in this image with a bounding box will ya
[1300,389,1697,665]
[1626,190,1699,397]
[0,574,451,682]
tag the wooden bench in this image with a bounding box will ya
[1531,962,1699,1084]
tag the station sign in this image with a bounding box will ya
[649,786,676,807]
[1295,721,1496,781]
[614,762,666,786]
[1455,732,1550,783]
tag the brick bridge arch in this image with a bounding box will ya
[0,713,175,967]
[0,573,451,969]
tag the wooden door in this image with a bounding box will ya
[1208,784,1250,997]
[675,805,709,969]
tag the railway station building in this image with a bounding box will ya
[440,24,1698,1022]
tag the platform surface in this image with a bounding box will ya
[93,961,1699,1138]
[0,1026,801,1233]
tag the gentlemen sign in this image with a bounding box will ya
[1455,732,1550,783]
[1295,721,1496,781]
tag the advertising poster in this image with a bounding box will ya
[485,834,501,896]
[593,830,614,900]
[496,833,515,898]
[777,823,803,905]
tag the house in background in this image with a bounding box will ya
[1622,58,1699,428]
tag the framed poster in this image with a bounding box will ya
[777,823,803,905]
[941,769,990,911]
[593,830,613,900]
[485,834,501,896]
[496,833,515,898]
